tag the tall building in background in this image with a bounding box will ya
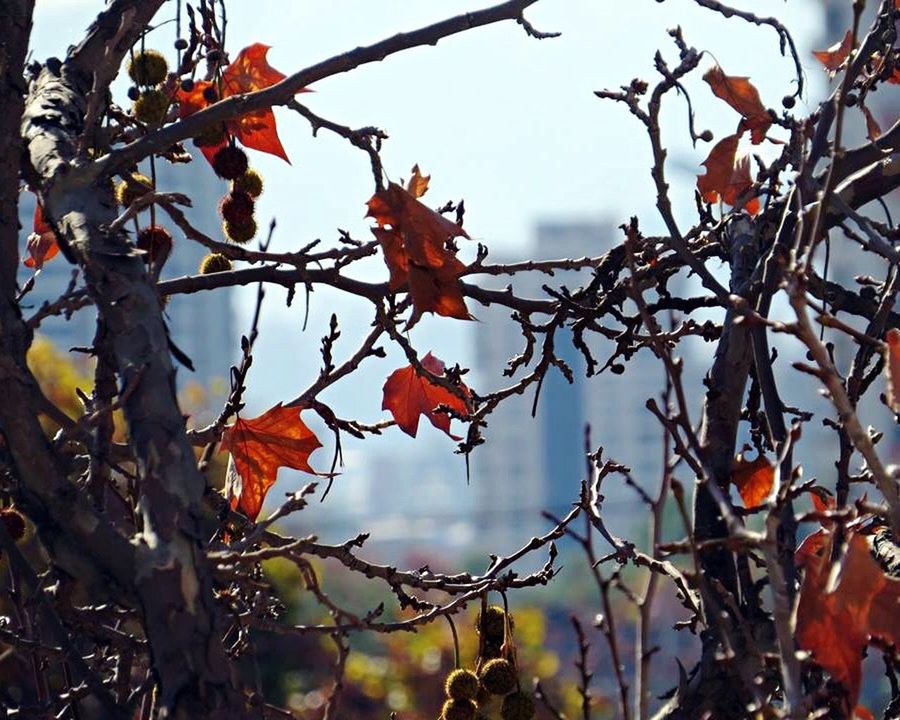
[472,221,663,553]
[17,156,236,409]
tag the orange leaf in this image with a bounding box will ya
[406,164,431,199]
[703,65,772,144]
[731,453,775,506]
[862,105,882,141]
[23,203,60,269]
[382,352,470,439]
[220,403,321,520]
[885,328,900,413]
[813,30,853,73]
[795,530,900,707]
[697,134,760,215]
[367,180,472,321]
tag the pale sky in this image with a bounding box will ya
[28,1,826,515]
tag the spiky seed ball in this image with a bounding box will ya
[212,145,248,180]
[128,49,168,86]
[0,509,26,542]
[231,169,263,198]
[136,225,173,266]
[199,252,233,274]
[223,217,257,245]
[501,692,535,720]
[115,172,153,208]
[479,658,517,696]
[133,88,170,125]
[445,669,479,701]
[193,123,227,148]
[219,191,254,224]
[478,605,508,640]
[441,699,477,720]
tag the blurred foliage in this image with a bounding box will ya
[257,555,618,719]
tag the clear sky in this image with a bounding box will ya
[28,0,825,518]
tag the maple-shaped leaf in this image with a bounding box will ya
[23,203,60,269]
[813,30,854,73]
[697,134,760,215]
[885,328,900,413]
[796,528,900,708]
[175,43,308,163]
[731,453,774,506]
[703,65,772,144]
[382,352,470,439]
[367,177,471,322]
[220,403,321,520]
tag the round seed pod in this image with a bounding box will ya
[475,686,493,708]
[445,669,479,701]
[202,85,219,104]
[441,699,477,720]
[223,217,257,245]
[501,692,535,720]
[127,86,140,101]
[128,49,168,86]
[133,88,170,125]
[136,225,173,266]
[231,169,264,198]
[0,509,26,542]
[219,191,254,224]
[180,78,195,92]
[199,252,233,274]
[115,173,153,208]
[174,38,188,51]
[193,123,227,148]
[212,145,249,180]
[478,605,508,640]
[479,658,517,696]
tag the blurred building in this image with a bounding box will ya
[17,156,236,407]
[471,221,662,553]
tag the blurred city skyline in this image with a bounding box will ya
[23,1,833,553]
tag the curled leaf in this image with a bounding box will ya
[382,352,470,439]
[796,529,900,707]
[813,30,853,74]
[697,134,760,215]
[24,203,60,269]
[221,403,321,520]
[703,65,771,144]
[367,178,471,322]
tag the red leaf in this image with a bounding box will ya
[175,43,309,163]
[731,453,774,507]
[220,403,321,520]
[885,328,900,413]
[382,352,470,439]
[23,204,60,269]
[367,177,471,322]
[796,530,900,707]
[703,65,772,144]
[813,30,854,73]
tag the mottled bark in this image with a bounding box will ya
[15,1,242,716]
